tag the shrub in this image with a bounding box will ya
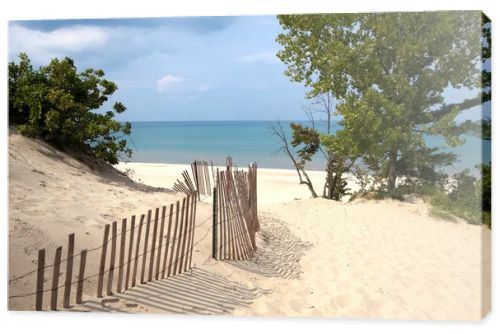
[9,53,132,164]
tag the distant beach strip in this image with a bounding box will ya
[124,121,490,175]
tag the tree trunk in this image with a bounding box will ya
[387,147,398,191]
[324,153,334,199]
[329,173,339,199]
[300,169,318,198]
[329,159,343,200]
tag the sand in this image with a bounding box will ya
[8,130,491,320]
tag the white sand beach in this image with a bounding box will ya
[8,130,491,319]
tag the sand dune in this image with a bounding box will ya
[9,132,490,320]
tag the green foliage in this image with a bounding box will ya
[384,170,485,226]
[481,13,491,103]
[481,163,491,228]
[9,53,132,164]
[290,123,320,165]
[429,207,457,223]
[277,12,483,191]
[396,146,454,186]
[288,123,355,200]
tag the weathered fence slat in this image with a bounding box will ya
[226,175,239,259]
[50,246,62,310]
[167,201,180,277]
[140,210,152,284]
[212,187,217,259]
[125,215,135,290]
[132,214,145,287]
[106,221,117,295]
[162,204,174,278]
[97,224,110,298]
[155,206,166,280]
[222,172,232,259]
[191,161,198,198]
[204,161,211,193]
[184,197,194,272]
[148,208,159,282]
[173,198,186,275]
[117,219,127,293]
[63,233,75,308]
[178,196,191,274]
[187,196,197,269]
[76,249,87,304]
[35,249,45,311]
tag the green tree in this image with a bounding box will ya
[9,53,132,164]
[277,12,482,191]
[270,91,361,200]
[481,14,491,227]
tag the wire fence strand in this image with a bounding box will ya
[8,193,210,284]
[8,200,256,300]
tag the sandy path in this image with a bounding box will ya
[113,162,490,320]
[9,137,490,319]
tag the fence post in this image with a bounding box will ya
[76,249,87,304]
[178,196,190,274]
[148,208,159,282]
[132,215,145,287]
[106,221,117,295]
[35,249,45,311]
[212,187,218,259]
[162,204,174,278]
[156,206,166,280]
[50,246,62,310]
[173,198,186,275]
[140,211,152,284]
[187,194,197,269]
[117,218,127,292]
[63,233,75,308]
[125,215,135,290]
[97,224,110,298]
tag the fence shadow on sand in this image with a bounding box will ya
[75,267,271,315]
[225,215,314,280]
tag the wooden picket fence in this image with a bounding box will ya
[212,162,259,260]
[173,161,214,200]
[173,170,197,195]
[191,160,213,198]
[29,193,197,311]
[11,158,260,311]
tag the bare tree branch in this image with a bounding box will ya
[268,121,318,198]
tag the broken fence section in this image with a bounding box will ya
[172,160,213,200]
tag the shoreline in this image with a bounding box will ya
[115,161,360,204]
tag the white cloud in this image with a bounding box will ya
[156,74,185,92]
[236,52,278,63]
[9,24,108,62]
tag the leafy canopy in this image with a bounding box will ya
[9,53,132,164]
[277,12,483,188]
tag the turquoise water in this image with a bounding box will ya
[125,121,490,175]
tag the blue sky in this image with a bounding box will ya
[8,16,312,121]
[8,16,486,122]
